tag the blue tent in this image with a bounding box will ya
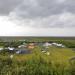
[16,48,31,54]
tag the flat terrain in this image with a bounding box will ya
[1,46,75,65]
[0,37,75,63]
[0,37,75,75]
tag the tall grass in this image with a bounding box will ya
[0,56,75,75]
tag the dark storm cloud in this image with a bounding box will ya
[0,0,75,17]
[0,0,75,28]
[13,0,63,18]
[12,0,75,18]
[0,0,22,15]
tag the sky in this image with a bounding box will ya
[0,0,75,36]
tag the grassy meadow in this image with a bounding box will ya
[0,37,75,75]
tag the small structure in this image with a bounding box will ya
[61,45,65,48]
[43,42,52,46]
[56,44,65,48]
[43,42,52,48]
[28,43,35,49]
[52,43,65,48]
[57,44,62,47]
[18,45,27,48]
[8,47,15,51]
[16,48,31,54]
[7,47,15,53]
[0,47,3,51]
[18,43,27,48]
[52,43,58,46]
[16,50,20,54]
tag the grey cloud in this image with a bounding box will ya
[64,0,75,13]
[10,12,75,28]
[11,0,75,18]
[0,0,75,17]
[13,0,63,18]
[0,0,22,15]
[8,0,75,28]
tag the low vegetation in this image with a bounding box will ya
[0,37,75,75]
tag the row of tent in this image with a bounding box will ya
[0,47,32,54]
[43,42,65,48]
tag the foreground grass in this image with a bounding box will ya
[0,46,75,75]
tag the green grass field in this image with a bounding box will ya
[9,46,75,75]
[7,46,75,66]
[0,37,75,75]
[1,46,75,65]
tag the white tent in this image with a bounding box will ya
[43,42,52,47]
[8,47,15,51]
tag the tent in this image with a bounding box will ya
[16,48,31,54]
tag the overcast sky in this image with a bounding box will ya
[0,0,75,36]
